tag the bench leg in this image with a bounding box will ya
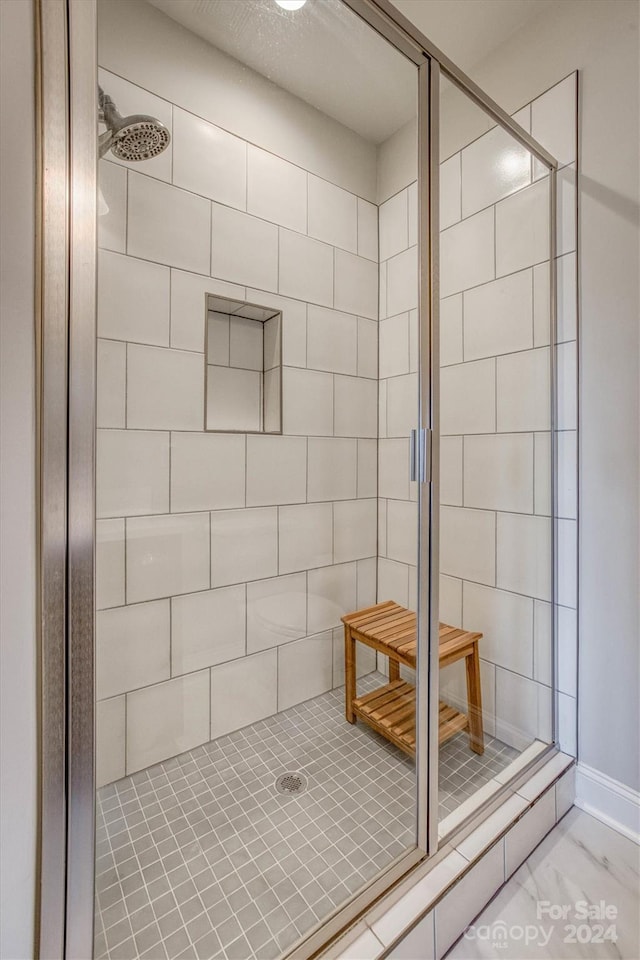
[345,625,357,724]
[465,643,484,754]
[388,657,400,682]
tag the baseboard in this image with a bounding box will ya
[575,762,640,845]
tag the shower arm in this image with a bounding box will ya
[98,85,120,158]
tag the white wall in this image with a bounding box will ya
[395,0,640,794]
[0,1,38,958]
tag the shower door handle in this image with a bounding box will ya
[410,428,431,484]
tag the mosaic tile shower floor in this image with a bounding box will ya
[95,674,519,960]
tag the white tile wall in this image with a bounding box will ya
[307,306,358,375]
[386,246,418,317]
[171,433,245,513]
[357,440,378,499]
[98,250,170,346]
[558,431,577,519]
[463,582,533,677]
[463,269,533,361]
[97,339,126,429]
[207,311,230,366]
[279,229,334,307]
[377,557,409,608]
[440,437,463,506]
[246,435,307,506]
[172,107,246,209]
[210,507,278,587]
[210,650,278,738]
[211,202,278,291]
[464,434,534,513]
[207,365,262,432]
[96,65,576,789]
[534,432,551,516]
[97,600,170,699]
[531,75,577,169]
[96,697,126,788]
[96,518,125,610]
[308,175,357,253]
[461,125,531,218]
[127,344,204,431]
[379,439,410,502]
[127,670,210,773]
[556,163,577,257]
[497,513,551,602]
[247,146,307,233]
[440,575,463,626]
[496,348,550,433]
[440,360,495,435]
[278,632,333,710]
[495,177,549,277]
[495,668,540,749]
[334,376,378,439]
[171,270,245,353]
[440,507,496,587]
[283,367,334,436]
[127,171,211,274]
[379,190,409,262]
[440,208,494,299]
[357,198,378,262]
[126,512,210,604]
[171,585,246,675]
[247,574,307,653]
[386,374,418,438]
[279,502,333,574]
[557,340,577,430]
[308,563,357,634]
[379,313,410,379]
[334,249,378,320]
[230,316,263,370]
[308,438,357,502]
[386,499,417,567]
[440,153,461,230]
[357,318,378,379]
[97,429,169,519]
[98,161,127,253]
[333,499,377,564]
[439,295,463,367]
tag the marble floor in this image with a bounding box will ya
[95,673,519,960]
[446,807,640,959]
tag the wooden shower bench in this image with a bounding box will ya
[341,600,484,757]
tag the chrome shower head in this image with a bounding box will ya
[98,86,170,161]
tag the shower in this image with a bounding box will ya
[98,85,170,160]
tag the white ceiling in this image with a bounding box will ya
[148,0,417,144]
[390,0,555,72]
[148,0,554,144]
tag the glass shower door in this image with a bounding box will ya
[92,2,428,957]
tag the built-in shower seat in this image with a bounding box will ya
[341,601,484,757]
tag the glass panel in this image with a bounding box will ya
[94,1,420,956]
[437,76,553,833]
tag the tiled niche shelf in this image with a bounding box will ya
[205,293,282,434]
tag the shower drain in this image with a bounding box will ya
[275,772,308,795]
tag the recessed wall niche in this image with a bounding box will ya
[205,293,282,433]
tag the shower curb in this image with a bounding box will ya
[322,752,575,960]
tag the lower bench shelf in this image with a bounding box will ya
[353,680,469,758]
